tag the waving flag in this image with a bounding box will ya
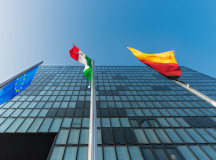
[69,45,92,84]
[0,66,39,105]
[127,47,181,79]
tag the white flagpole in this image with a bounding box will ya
[174,80,216,107]
[88,60,97,160]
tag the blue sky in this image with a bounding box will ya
[0,0,216,83]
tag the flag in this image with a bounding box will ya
[0,66,39,105]
[69,45,92,84]
[127,47,181,79]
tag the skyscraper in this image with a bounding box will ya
[0,65,215,160]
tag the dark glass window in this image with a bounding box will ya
[65,109,74,117]
[47,109,57,117]
[141,147,156,160]
[112,128,125,144]
[153,147,170,160]
[102,128,113,144]
[122,128,137,144]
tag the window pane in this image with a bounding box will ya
[11,109,23,117]
[128,146,144,160]
[144,129,160,143]
[153,147,169,160]
[176,129,195,143]
[177,146,196,160]
[63,147,77,160]
[49,118,63,132]
[38,109,49,117]
[102,128,113,144]
[39,118,53,132]
[201,145,216,160]
[104,146,116,160]
[27,118,44,132]
[68,129,80,144]
[157,118,170,127]
[112,128,125,144]
[72,118,81,127]
[98,146,103,160]
[189,145,210,160]
[61,118,72,128]
[155,129,172,143]
[97,129,102,144]
[2,109,14,117]
[17,118,34,132]
[195,128,216,143]
[77,147,88,160]
[101,118,111,127]
[120,118,131,127]
[116,146,130,160]
[165,129,182,143]
[134,129,149,144]
[6,118,24,132]
[206,128,216,139]
[111,118,121,127]
[29,109,40,117]
[0,118,15,132]
[56,129,69,144]
[175,118,190,127]
[50,146,65,160]
[79,129,89,144]
[165,147,183,160]
[141,147,156,160]
[123,128,137,144]
[82,118,89,127]
[166,118,180,127]
[186,129,205,143]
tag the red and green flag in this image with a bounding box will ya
[69,45,92,84]
[127,47,181,79]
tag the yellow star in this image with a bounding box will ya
[15,83,17,85]
[20,87,22,89]
[17,78,18,80]
[16,90,17,92]
[22,83,24,85]
[23,78,25,80]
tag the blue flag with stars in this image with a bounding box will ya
[0,66,39,105]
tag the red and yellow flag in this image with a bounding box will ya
[127,47,181,79]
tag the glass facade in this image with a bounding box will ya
[0,65,216,160]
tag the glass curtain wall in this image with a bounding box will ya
[0,66,215,160]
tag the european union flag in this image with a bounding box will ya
[0,66,39,105]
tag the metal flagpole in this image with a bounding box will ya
[174,80,216,107]
[88,60,97,160]
[0,61,43,89]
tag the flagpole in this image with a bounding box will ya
[173,80,216,107]
[88,60,97,160]
[0,61,43,89]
